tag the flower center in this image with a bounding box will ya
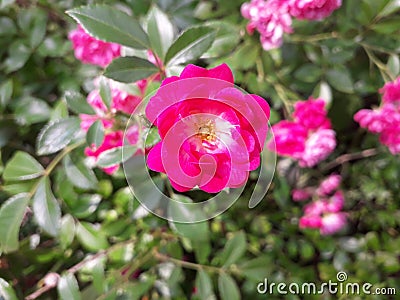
[196,120,217,142]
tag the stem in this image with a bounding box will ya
[322,148,379,171]
[153,250,226,274]
[289,32,339,43]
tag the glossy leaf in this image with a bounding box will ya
[145,5,175,59]
[32,177,61,237]
[59,214,76,249]
[220,231,246,267]
[3,151,43,181]
[63,154,98,190]
[96,145,137,168]
[0,193,30,253]
[57,273,81,300]
[65,91,95,115]
[86,120,104,148]
[14,97,50,125]
[165,26,216,66]
[66,4,149,49]
[104,56,159,83]
[218,273,240,300]
[0,79,12,111]
[326,68,354,93]
[0,278,18,300]
[196,270,216,300]
[36,117,81,155]
[76,221,109,252]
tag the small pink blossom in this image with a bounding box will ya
[299,128,336,167]
[145,64,270,193]
[317,174,341,196]
[68,25,121,67]
[293,98,331,131]
[241,0,293,50]
[271,121,307,157]
[299,214,322,229]
[354,77,400,155]
[288,0,342,21]
[292,188,311,201]
[320,212,347,235]
[85,131,124,174]
[379,76,400,103]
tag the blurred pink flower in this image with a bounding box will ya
[293,98,331,131]
[288,0,342,20]
[68,25,121,67]
[299,214,322,229]
[145,64,270,193]
[299,128,336,167]
[379,76,400,103]
[271,121,307,157]
[292,188,311,201]
[354,77,400,155]
[320,212,347,235]
[241,0,293,50]
[79,85,142,131]
[85,131,124,174]
[317,174,341,196]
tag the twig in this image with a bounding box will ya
[322,148,379,171]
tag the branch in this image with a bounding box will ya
[322,148,379,171]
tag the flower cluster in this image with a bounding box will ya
[80,80,145,174]
[293,174,347,235]
[146,63,270,193]
[354,77,400,155]
[241,0,341,50]
[271,98,336,167]
[68,25,121,67]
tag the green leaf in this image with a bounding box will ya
[57,273,81,300]
[144,127,161,148]
[326,68,354,93]
[0,17,17,36]
[104,56,158,83]
[59,214,75,249]
[4,40,31,73]
[218,273,240,300]
[202,21,240,59]
[387,54,400,77]
[76,221,109,252]
[99,78,111,110]
[0,278,18,300]
[66,4,149,49]
[168,194,209,242]
[65,91,95,115]
[50,100,69,122]
[371,17,400,34]
[294,64,322,83]
[14,97,51,125]
[65,194,102,219]
[145,5,175,59]
[3,151,43,181]
[165,26,216,66]
[86,120,104,148]
[36,117,81,155]
[63,155,98,190]
[220,231,246,267]
[96,145,137,168]
[196,270,216,300]
[238,256,273,281]
[0,193,30,253]
[2,180,38,196]
[0,0,15,9]
[377,0,400,17]
[92,263,105,293]
[32,177,61,237]
[0,79,12,111]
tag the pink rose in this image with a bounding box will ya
[320,212,347,235]
[68,25,121,67]
[145,64,270,193]
[288,0,342,21]
[317,174,341,196]
[270,121,308,158]
[379,76,400,103]
[293,98,331,131]
[299,128,336,167]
